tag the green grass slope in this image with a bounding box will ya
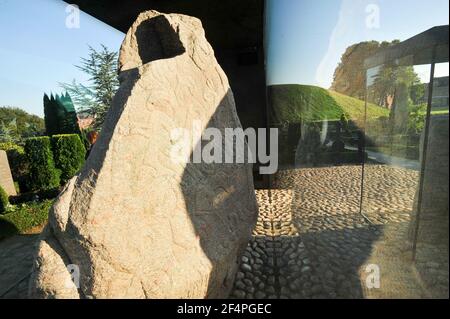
[268,84,389,124]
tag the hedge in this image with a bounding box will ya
[0,142,29,187]
[0,186,9,214]
[24,137,60,191]
[52,134,86,183]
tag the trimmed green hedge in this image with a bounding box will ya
[0,186,9,214]
[0,200,52,240]
[52,134,86,183]
[24,137,60,191]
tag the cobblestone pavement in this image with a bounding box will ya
[231,165,448,299]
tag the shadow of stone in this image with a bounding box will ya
[180,90,257,298]
[136,15,185,63]
[294,225,382,298]
[270,165,384,298]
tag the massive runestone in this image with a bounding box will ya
[28,11,258,299]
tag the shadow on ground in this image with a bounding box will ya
[0,219,20,241]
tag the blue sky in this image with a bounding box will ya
[266,0,450,86]
[0,0,124,116]
[0,0,448,116]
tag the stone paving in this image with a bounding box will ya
[0,165,448,299]
[231,165,448,299]
[0,235,38,298]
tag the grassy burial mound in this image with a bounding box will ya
[267,84,389,166]
[267,84,389,125]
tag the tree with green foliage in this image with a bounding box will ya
[410,82,426,105]
[408,103,427,134]
[0,119,19,143]
[371,65,422,108]
[0,186,9,214]
[52,134,86,183]
[43,93,81,136]
[24,137,60,191]
[331,40,400,100]
[0,107,45,143]
[60,45,119,131]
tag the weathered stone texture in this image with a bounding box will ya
[29,10,258,299]
[0,150,16,196]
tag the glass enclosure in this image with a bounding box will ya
[265,0,449,298]
[0,0,448,300]
[361,27,449,297]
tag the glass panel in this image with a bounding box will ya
[265,0,449,299]
[362,58,432,220]
[412,60,449,297]
[362,44,449,298]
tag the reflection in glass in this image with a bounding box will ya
[361,26,449,298]
[264,0,449,299]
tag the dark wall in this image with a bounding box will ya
[216,48,267,131]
